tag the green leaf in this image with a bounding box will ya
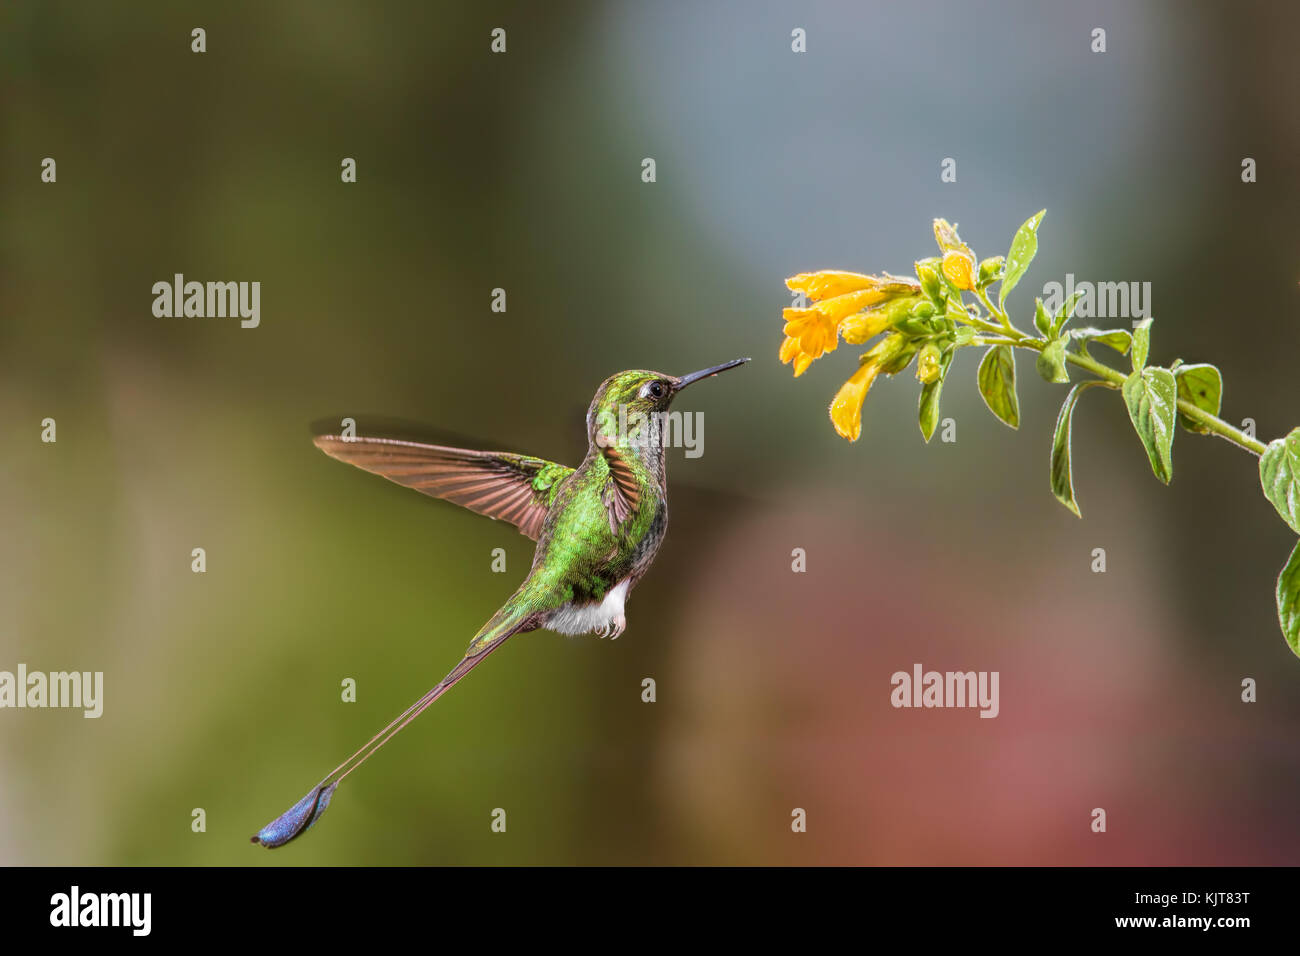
[918,349,956,443]
[880,340,920,375]
[1033,298,1051,336]
[1069,327,1132,357]
[1131,317,1152,371]
[1121,367,1177,483]
[1050,290,1085,337]
[1050,382,1103,517]
[952,324,977,346]
[1277,540,1300,658]
[1259,428,1300,534]
[976,345,1020,429]
[999,209,1045,310]
[895,315,935,337]
[1035,337,1069,383]
[1173,363,1222,434]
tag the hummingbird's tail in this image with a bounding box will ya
[250,607,534,848]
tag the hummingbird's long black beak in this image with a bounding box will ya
[674,357,750,391]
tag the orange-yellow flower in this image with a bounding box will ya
[778,334,818,377]
[941,249,975,291]
[782,308,839,363]
[779,333,820,377]
[932,219,977,291]
[786,270,879,302]
[779,271,922,378]
[828,359,881,442]
[786,270,920,304]
[779,334,800,364]
[839,307,894,345]
[827,336,903,441]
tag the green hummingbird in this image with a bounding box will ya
[252,358,749,848]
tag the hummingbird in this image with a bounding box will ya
[252,358,749,848]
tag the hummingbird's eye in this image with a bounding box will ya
[647,381,665,399]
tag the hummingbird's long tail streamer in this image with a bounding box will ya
[251,614,528,848]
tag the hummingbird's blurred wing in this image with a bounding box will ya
[314,435,573,540]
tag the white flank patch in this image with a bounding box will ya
[548,579,630,636]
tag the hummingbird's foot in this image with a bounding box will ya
[593,615,626,640]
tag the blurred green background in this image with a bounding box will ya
[2,0,1298,864]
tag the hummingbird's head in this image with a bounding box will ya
[586,359,749,447]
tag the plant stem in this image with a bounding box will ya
[956,298,1268,457]
[974,287,1013,334]
[1062,348,1268,456]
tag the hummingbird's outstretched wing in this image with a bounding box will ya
[314,435,573,540]
[251,603,538,849]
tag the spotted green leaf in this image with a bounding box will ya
[1260,428,1300,534]
[1050,382,1104,518]
[1069,327,1132,358]
[1122,367,1176,483]
[1173,363,1222,434]
[977,345,1019,429]
[1278,540,1300,658]
[1035,337,1069,384]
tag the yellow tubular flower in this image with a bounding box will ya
[785,270,879,302]
[828,359,881,442]
[780,272,925,378]
[786,270,922,303]
[779,334,801,365]
[811,287,894,319]
[782,308,839,361]
[839,307,894,345]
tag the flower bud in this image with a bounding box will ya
[977,255,1005,288]
[916,344,943,384]
[839,309,892,345]
[933,218,967,254]
[828,360,880,442]
[941,249,976,291]
[915,258,943,304]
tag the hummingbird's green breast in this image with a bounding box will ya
[527,440,668,617]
